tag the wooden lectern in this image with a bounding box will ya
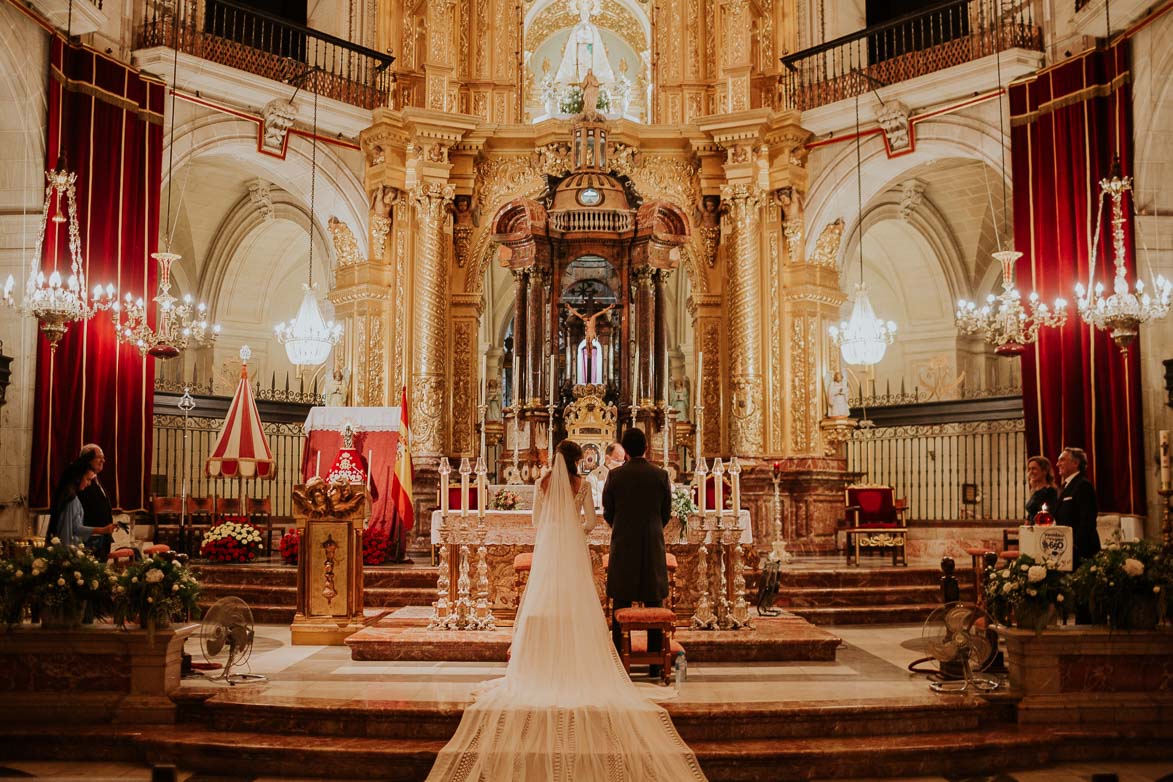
[290,479,369,645]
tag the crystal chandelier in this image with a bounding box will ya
[3,163,116,349]
[274,77,341,366]
[831,282,897,366]
[114,252,220,358]
[1074,168,1172,352]
[956,250,1068,356]
[830,90,897,367]
[113,27,219,360]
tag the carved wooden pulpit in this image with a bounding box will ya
[290,478,369,645]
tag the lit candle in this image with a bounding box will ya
[440,459,450,516]
[1160,430,1171,491]
[476,458,487,520]
[548,354,555,405]
[696,466,707,515]
[731,456,741,515]
[315,452,321,478]
[460,459,470,520]
[480,352,487,408]
[713,458,724,518]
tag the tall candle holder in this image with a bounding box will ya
[711,458,732,628]
[471,456,497,630]
[727,457,753,629]
[769,461,791,563]
[690,456,716,629]
[662,403,674,468]
[454,457,475,625]
[428,457,454,629]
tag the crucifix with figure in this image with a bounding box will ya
[565,299,614,384]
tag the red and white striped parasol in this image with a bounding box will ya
[205,345,274,479]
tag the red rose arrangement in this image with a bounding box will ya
[362,528,394,566]
[200,520,262,563]
[279,528,301,566]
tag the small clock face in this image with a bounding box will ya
[578,187,602,206]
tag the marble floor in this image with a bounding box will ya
[4,620,1166,781]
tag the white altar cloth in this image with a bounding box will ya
[1019,524,1074,571]
[304,406,400,433]
[431,509,753,547]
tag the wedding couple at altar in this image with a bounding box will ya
[427,429,707,781]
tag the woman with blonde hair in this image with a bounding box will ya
[1025,455,1058,522]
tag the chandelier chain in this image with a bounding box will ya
[309,82,318,289]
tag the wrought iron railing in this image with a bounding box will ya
[138,0,394,110]
[779,0,1041,111]
[151,413,305,519]
[154,377,323,406]
[846,418,1027,521]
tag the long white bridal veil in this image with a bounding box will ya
[425,453,708,782]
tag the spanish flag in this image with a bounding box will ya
[391,385,415,532]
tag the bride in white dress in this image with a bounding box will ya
[426,440,707,781]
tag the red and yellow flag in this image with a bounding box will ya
[391,385,414,531]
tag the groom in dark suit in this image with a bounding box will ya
[602,427,672,677]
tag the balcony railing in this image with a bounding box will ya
[138,0,394,110]
[549,209,636,234]
[780,0,1041,111]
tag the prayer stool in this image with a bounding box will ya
[107,549,137,570]
[513,552,533,603]
[614,607,676,685]
[601,553,679,612]
[630,636,686,684]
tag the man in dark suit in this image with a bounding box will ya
[78,443,114,561]
[602,427,672,678]
[1054,446,1100,567]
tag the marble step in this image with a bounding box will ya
[198,695,1001,742]
[775,584,968,608]
[198,583,437,607]
[786,603,941,625]
[192,563,439,589]
[772,567,956,588]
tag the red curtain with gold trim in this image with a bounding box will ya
[1009,40,1145,514]
[29,37,165,511]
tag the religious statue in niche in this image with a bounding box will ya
[556,0,614,84]
[670,376,690,421]
[824,371,851,419]
[452,195,475,268]
[323,364,351,407]
[369,185,398,259]
[486,376,503,421]
[565,300,614,385]
[697,195,721,268]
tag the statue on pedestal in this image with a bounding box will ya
[825,371,851,419]
[323,365,351,407]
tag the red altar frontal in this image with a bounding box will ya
[301,408,400,536]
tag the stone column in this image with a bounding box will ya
[511,268,528,406]
[410,182,455,456]
[723,184,764,454]
[635,266,655,405]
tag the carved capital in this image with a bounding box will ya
[721,184,763,226]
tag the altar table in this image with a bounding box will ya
[429,509,755,622]
[302,407,400,536]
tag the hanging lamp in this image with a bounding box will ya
[829,88,896,367]
[2,0,116,349]
[114,10,220,358]
[955,0,1066,356]
[274,74,342,367]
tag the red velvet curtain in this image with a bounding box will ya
[29,37,165,511]
[1010,39,1145,514]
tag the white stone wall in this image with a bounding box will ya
[0,3,48,534]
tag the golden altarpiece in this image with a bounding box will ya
[327,0,855,553]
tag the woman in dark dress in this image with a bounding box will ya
[1025,456,1059,522]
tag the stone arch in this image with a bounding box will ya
[805,111,1010,262]
[162,111,368,258]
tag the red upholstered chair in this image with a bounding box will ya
[843,484,908,566]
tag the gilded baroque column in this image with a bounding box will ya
[723,183,764,454]
[654,269,669,403]
[635,266,656,405]
[511,268,528,406]
[525,267,546,406]
[411,181,456,455]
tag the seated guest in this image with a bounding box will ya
[47,460,115,549]
[1054,447,1100,566]
[77,444,114,560]
[1024,455,1059,522]
[588,441,626,507]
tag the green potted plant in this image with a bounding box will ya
[22,539,113,628]
[985,553,1072,632]
[112,552,201,636]
[1070,540,1169,630]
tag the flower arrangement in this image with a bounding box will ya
[985,553,1072,631]
[362,528,394,566]
[1071,540,1170,630]
[558,85,610,115]
[112,552,201,635]
[490,490,520,511]
[279,528,302,566]
[671,485,698,537]
[200,520,262,563]
[3,539,114,626]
